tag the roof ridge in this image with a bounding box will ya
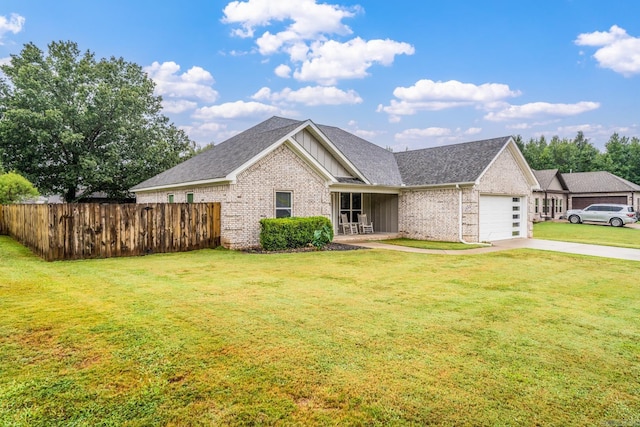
[396,136,512,156]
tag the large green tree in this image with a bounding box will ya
[0,41,195,202]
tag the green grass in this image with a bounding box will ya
[381,238,487,250]
[534,221,640,249]
[1,235,639,426]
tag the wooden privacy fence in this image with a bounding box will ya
[0,203,220,261]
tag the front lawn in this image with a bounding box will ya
[1,236,639,426]
[534,220,640,249]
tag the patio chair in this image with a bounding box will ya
[340,213,358,234]
[358,213,374,234]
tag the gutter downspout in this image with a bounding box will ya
[457,184,490,246]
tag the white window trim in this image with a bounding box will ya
[275,191,293,218]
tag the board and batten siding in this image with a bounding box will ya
[363,193,398,233]
[293,129,352,178]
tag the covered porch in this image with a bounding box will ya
[331,190,399,236]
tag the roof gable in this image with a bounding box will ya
[394,137,512,186]
[533,169,568,192]
[316,124,403,186]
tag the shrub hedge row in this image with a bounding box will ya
[259,216,333,251]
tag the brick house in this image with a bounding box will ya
[532,169,640,221]
[131,116,539,249]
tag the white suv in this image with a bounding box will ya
[566,204,637,227]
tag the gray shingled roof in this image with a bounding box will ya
[561,171,640,193]
[315,124,403,186]
[132,116,516,191]
[533,169,561,190]
[132,117,303,190]
[393,137,512,186]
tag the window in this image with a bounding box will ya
[340,193,362,223]
[558,199,562,213]
[168,194,174,203]
[512,197,520,203]
[275,191,292,218]
[535,198,539,213]
[542,198,549,214]
[186,193,194,204]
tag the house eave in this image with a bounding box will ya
[329,183,401,194]
[131,177,233,193]
[402,181,476,190]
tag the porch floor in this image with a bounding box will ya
[333,232,400,243]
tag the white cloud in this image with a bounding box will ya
[293,37,414,85]
[396,127,451,140]
[0,13,24,44]
[378,79,520,122]
[392,126,485,149]
[251,85,362,106]
[556,124,604,134]
[144,61,219,103]
[484,101,600,122]
[192,100,281,120]
[161,99,198,114]
[575,25,640,76]
[222,0,358,39]
[378,99,474,117]
[507,123,533,130]
[274,64,291,78]
[222,1,412,85]
[575,25,628,47]
[353,129,383,140]
[393,79,521,102]
[180,122,228,143]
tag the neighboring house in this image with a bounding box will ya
[533,169,640,220]
[131,116,539,249]
[43,191,135,204]
[532,169,568,220]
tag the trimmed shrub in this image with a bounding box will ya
[260,216,333,251]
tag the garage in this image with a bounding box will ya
[479,195,526,241]
[571,196,627,210]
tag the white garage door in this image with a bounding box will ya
[479,195,526,241]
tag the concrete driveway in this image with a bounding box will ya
[352,238,640,261]
[492,238,640,261]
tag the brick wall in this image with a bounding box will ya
[398,188,460,241]
[135,144,330,249]
[399,146,535,242]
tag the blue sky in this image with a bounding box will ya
[1,0,639,151]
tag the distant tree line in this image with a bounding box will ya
[514,132,640,185]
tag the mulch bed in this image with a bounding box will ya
[243,242,369,254]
